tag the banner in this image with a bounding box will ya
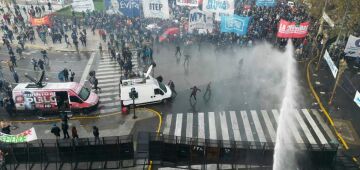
[142,0,170,19]
[188,9,213,33]
[354,91,360,108]
[0,128,37,143]
[344,35,360,58]
[104,0,140,17]
[72,0,95,12]
[323,50,338,78]
[203,0,235,21]
[30,16,51,26]
[256,0,276,7]
[322,11,334,28]
[277,19,309,38]
[176,0,199,6]
[220,15,250,35]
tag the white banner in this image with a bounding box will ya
[354,91,360,108]
[202,0,235,21]
[176,0,199,6]
[322,12,334,28]
[323,50,338,78]
[72,0,95,12]
[188,9,213,33]
[0,127,38,143]
[345,35,360,58]
[142,0,170,19]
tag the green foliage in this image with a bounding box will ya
[308,0,360,34]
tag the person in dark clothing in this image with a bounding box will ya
[1,125,11,135]
[93,126,100,144]
[51,124,61,139]
[4,98,13,116]
[168,80,177,97]
[203,82,211,99]
[13,71,19,83]
[38,59,45,70]
[190,86,201,101]
[10,55,16,67]
[69,69,75,82]
[175,45,181,57]
[72,126,79,139]
[93,78,101,93]
[63,68,69,81]
[61,122,70,139]
[31,58,38,71]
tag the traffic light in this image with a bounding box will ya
[129,88,138,99]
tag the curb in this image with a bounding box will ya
[306,56,359,166]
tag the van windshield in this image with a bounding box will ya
[158,82,167,93]
[78,87,90,101]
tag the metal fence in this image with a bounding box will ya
[0,132,340,170]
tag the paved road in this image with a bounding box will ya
[148,43,316,114]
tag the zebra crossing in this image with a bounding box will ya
[95,50,140,114]
[161,109,338,148]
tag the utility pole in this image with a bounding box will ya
[328,59,348,105]
[316,32,328,71]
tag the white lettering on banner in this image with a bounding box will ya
[143,0,170,19]
[354,91,360,108]
[72,0,95,12]
[189,9,213,33]
[278,23,309,34]
[344,35,360,58]
[119,0,140,9]
[323,50,338,78]
[225,18,244,31]
[176,0,199,6]
[203,0,234,21]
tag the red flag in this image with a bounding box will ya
[277,19,309,38]
[30,15,51,26]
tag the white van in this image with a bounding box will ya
[120,66,172,107]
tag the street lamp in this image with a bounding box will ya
[129,88,138,119]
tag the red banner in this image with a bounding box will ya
[30,15,51,26]
[277,19,309,38]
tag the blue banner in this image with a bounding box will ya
[256,0,276,7]
[220,15,250,35]
[104,0,140,17]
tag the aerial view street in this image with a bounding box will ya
[0,0,359,169]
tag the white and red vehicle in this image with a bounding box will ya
[12,82,99,114]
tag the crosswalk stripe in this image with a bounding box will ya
[311,109,337,142]
[174,114,183,137]
[261,110,276,142]
[98,82,119,88]
[99,92,120,97]
[97,74,121,79]
[198,112,205,139]
[98,67,120,71]
[302,109,328,145]
[241,111,254,142]
[100,96,120,102]
[229,111,241,141]
[294,110,317,145]
[99,78,120,83]
[208,112,217,140]
[219,112,229,141]
[96,70,121,75]
[163,114,172,135]
[251,110,267,143]
[288,111,304,144]
[186,113,193,138]
[98,64,118,68]
[99,101,121,107]
[100,86,118,92]
[100,107,119,114]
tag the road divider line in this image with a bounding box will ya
[80,52,96,84]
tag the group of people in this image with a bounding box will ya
[50,113,100,143]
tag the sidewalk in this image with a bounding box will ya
[5,108,158,140]
[308,58,360,165]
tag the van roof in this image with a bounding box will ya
[13,82,80,91]
[120,76,159,90]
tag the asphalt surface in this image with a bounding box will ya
[148,43,316,114]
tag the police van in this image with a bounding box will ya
[120,65,172,107]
